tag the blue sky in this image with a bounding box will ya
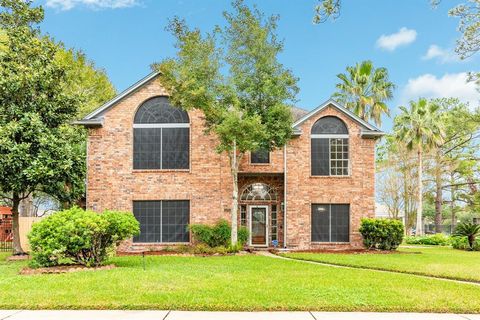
[38,0,479,132]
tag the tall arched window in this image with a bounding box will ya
[311,116,349,176]
[133,96,189,169]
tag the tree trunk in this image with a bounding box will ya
[402,171,409,235]
[11,193,25,255]
[450,172,456,234]
[434,155,443,233]
[416,147,423,236]
[230,140,238,246]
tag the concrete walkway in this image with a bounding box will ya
[0,310,479,320]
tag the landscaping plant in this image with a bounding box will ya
[453,222,480,251]
[359,218,404,250]
[28,207,139,267]
[404,233,451,246]
[189,219,249,250]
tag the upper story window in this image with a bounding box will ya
[133,96,189,170]
[251,148,270,164]
[311,116,349,176]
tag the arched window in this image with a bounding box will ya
[240,183,277,201]
[133,96,189,169]
[311,116,349,176]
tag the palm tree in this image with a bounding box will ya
[453,222,480,251]
[394,98,444,236]
[333,60,395,126]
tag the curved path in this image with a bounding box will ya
[258,251,480,287]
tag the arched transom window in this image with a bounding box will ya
[311,116,349,176]
[133,96,190,169]
[240,183,277,201]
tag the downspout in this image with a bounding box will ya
[283,144,287,248]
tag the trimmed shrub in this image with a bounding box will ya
[28,207,139,267]
[404,233,451,246]
[189,219,249,248]
[451,236,480,251]
[359,218,404,250]
[238,226,249,246]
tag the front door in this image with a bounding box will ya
[249,206,268,246]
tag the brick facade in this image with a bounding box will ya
[84,75,379,251]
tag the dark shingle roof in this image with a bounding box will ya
[291,106,309,122]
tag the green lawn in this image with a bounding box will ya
[0,250,480,312]
[282,246,480,282]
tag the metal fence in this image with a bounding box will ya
[0,218,13,252]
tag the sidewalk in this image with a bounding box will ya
[1,310,479,320]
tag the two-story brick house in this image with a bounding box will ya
[77,72,384,251]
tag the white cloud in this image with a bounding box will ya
[422,44,460,63]
[45,0,138,11]
[402,73,479,108]
[376,27,417,51]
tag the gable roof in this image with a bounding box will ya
[75,73,384,138]
[74,72,160,126]
[292,99,384,138]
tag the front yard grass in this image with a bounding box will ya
[282,246,480,282]
[0,250,480,312]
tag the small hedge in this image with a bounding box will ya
[189,219,249,249]
[451,236,480,251]
[28,207,139,267]
[404,233,451,246]
[359,218,404,250]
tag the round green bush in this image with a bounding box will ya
[189,219,250,248]
[359,218,404,250]
[28,207,139,267]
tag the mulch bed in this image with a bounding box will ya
[20,264,115,275]
[117,250,251,257]
[277,249,420,255]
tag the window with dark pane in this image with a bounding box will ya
[162,128,189,169]
[271,204,278,242]
[311,116,349,176]
[330,204,349,242]
[311,116,348,134]
[311,204,349,242]
[311,204,330,242]
[311,138,329,176]
[133,96,189,170]
[133,200,189,243]
[240,205,247,226]
[329,138,348,176]
[251,148,270,164]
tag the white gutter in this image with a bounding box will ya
[283,145,287,248]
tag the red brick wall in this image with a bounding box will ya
[86,77,377,251]
[285,106,376,249]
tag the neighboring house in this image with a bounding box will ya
[0,206,12,242]
[76,72,384,251]
[375,203,405,225]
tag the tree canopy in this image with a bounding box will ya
[0,0,86,253]
[155,0,298,244]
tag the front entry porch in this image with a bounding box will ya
[238,174,284,248]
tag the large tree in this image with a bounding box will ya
[333,60,394,126]
[155,0,298,245]
[0,0,84,254]
[394,99,445,236]
[426,98,480,232]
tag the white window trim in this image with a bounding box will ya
[133,123,190,128]
[311,134,348,139]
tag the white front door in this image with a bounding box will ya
[249,205,268,246]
